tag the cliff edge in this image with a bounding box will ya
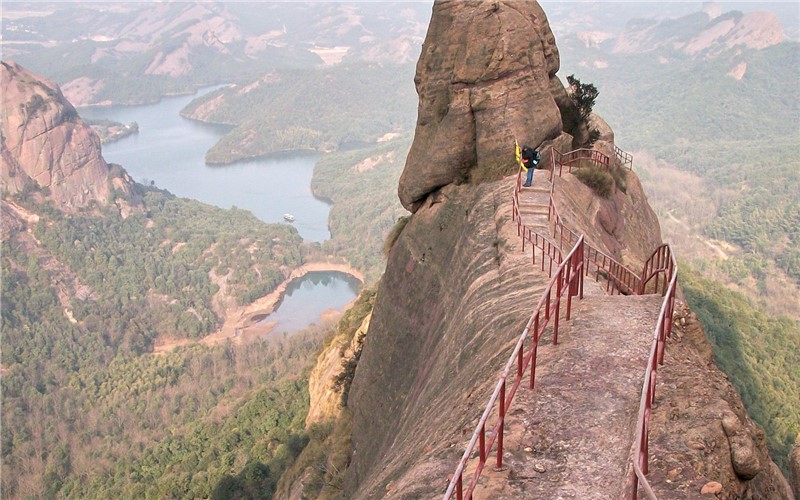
[343,1,792,498]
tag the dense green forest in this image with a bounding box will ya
[681,263,800,471]
[312,137,411,283]
[0,184,322,498]
[181,63,418,164]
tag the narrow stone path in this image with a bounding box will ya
[472,291,662,499]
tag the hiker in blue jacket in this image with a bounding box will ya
[522,146,541,187]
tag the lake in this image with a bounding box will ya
[80,90,358,336]
[255,271,362,335]
[79,89,332,242]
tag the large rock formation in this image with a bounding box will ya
[399,0,569,213]
[343,0,792,498]
[1,60,134,211]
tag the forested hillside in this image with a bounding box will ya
[311,137,411,283]
[0,184,320,497]
[181,63,418,164]
[682,264,800,471]
[558,12,800,305]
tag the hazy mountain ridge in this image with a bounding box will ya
[180,62,418,164]
[2,1,431,106]
[611,8,783,56]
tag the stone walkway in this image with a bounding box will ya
[469,281,662,499]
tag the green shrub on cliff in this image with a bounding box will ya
[574,165,613,197]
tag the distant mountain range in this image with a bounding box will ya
[2,1,431,106]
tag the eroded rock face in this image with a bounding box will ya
[790,441,800,498]
[399,0,566,213]
[1,60,133,210]
[643,304,794,499]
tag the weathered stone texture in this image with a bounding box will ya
[399,0,565,212]
[790,441,800,498]
[1,60,133,210]
[643,304,794,499]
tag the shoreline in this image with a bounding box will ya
[152,261,364,354]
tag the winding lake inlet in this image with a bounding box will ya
[80,90,357,339]
[80,90,332,242]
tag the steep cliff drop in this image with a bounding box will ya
[343,1,792,499]
[1,60,136,213]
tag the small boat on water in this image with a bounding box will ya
[283,213,295,222]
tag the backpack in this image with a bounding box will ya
[532,150,541,167]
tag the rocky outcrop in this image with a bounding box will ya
[791,441,800,498]
[553,172,663,274]
[306,313,371,428]
[1,61,134,211]
[345,178,546,498]
[399,0,568,213]
[643,305,794,499]
[342,0,793,497]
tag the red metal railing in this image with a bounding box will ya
[550,148,611,180]
[630,244,677,499]
[443,236,585,500]
[444,145,673,499]
[545,152,641,295]
[615,145,634,170]
[512,171,563,274]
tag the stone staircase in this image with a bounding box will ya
[516,170,552,234]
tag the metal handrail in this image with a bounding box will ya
[550,148,611,180]
[444,146,672,499]
[443,235,585,500]
[615,145,634,170]
[513,170,563,272]
[629,244,677,499]
[547,153,641,295]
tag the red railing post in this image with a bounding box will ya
[479,423,486,464]
[553,278,562,345]
[530,315,540,389]
[497,381,506,468]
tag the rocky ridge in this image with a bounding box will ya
[612,8,783,57]
[1,60,135,212]
[340,0,794,498]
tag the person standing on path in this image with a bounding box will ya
[522,145,541,187]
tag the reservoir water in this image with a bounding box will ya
[79,90,358,335]
[257,272,362,334]
[79,89,331,242]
